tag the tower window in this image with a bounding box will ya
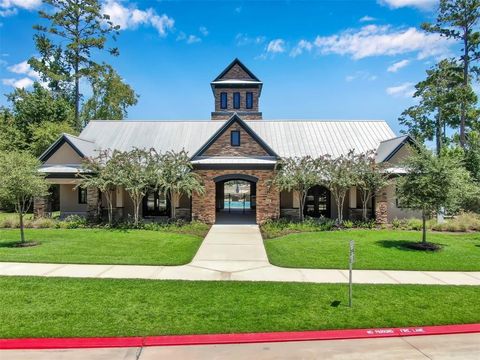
[246,92,253,109]
[220,92,227,109]
[231,130,240,146]
[233,92,240,109]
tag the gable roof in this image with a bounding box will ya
[375,135,414,162]
[73,119,396,161]
[191,114,278,158]
[39,133,98,162]
[212,58,261,82]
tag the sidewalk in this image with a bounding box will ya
[0,224,479,285]
[2,333,480,359]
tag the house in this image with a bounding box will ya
[35,59,418,224]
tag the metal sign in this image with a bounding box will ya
[349,240,355,307]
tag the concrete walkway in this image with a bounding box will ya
[2,333,480,359]
[0,224,479,285]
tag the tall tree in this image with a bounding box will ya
[271,156,323,222]
[32,0,120,130]
[81,65,138,121]
[423,0,480,147]
[0,151,49,244]
[399,59,465,155]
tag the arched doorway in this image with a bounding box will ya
[214,174,257,224]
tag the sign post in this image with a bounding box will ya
[349,240,355,307]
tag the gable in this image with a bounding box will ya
[220,63,254,81]
[44,142,84,165]
[213,59,261,82]
[386,143,413,165]
[203,121,269,157]
[192,115,277,158]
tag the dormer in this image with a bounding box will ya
[211,58,263,120]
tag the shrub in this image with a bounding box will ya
[261,217,336,239]
[61,215,87,229]
[32,217,56,228]
[391,218,401,229]
[0,217,19,228]
[342,220,354,229]
[407,218,423,231]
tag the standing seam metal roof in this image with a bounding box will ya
[78,119,396,159]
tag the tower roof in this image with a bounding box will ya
[212,58,262,82]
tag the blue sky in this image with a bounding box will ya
[0,0,453,134]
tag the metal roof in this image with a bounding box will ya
[76,119,397,159]
[39,164,84,173]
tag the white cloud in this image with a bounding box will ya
[7,60,39,78]
[345,71,377,82]
[387,59,410,72]
[359,15,376,22]
[199,26,208,36]
[2,77,34,88]
[290,39,313,57]
[386,82,415,97]
[235,33,266,46]
[314,24,452,60]
[0,0,40,16]
[186,34,201,44]
[235,6,242,13]
[378,0,437,10]
[266,39,286,54]
[102,0,174,36]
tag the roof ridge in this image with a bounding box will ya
[379,134,408,143]
[64,133,95,143]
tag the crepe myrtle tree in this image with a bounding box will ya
[356,150,389,221]
[271,156,324,222]
[154,150,205,220]
[113,148,156,226]
[0,151,49,243]
[323,151,359,224]
[77,149,119,225]
[397,148,473,245]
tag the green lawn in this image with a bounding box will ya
[265,230,480,271]
[0,229,203,265]
[0,277,478,338]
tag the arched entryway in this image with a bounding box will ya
[214,174,257,224]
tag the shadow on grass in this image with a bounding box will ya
[376,240,444,252]
[0,240,41,248]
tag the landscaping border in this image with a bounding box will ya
[1,324,479,350]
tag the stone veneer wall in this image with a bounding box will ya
[33,196,49,218]
[86,187,101,221]
[192,169,280,224]
[203,123,269,157]
[375,187,388,225]
[213,87,261,114]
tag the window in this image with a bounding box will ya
[246,92,253,109]
[220,92,227,109]
[231,130,240,146]
[233,92,240,109]
[78,188,87,204]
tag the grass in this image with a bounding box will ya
[0,276,478,338]
[264,230,480,271]
[0,228,203,265]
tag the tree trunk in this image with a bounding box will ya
[460,29,469,148]
[170,191,177,220]
[422,209,427,244]
[19,212,25,243]
[299,191,306,222]
[436,108,442,156]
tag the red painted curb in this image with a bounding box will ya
[1,324,479,350]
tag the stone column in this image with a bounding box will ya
[191,172,215,224]
[375,188,388,225]
[33,196,49,218]
[87,187,101,221]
